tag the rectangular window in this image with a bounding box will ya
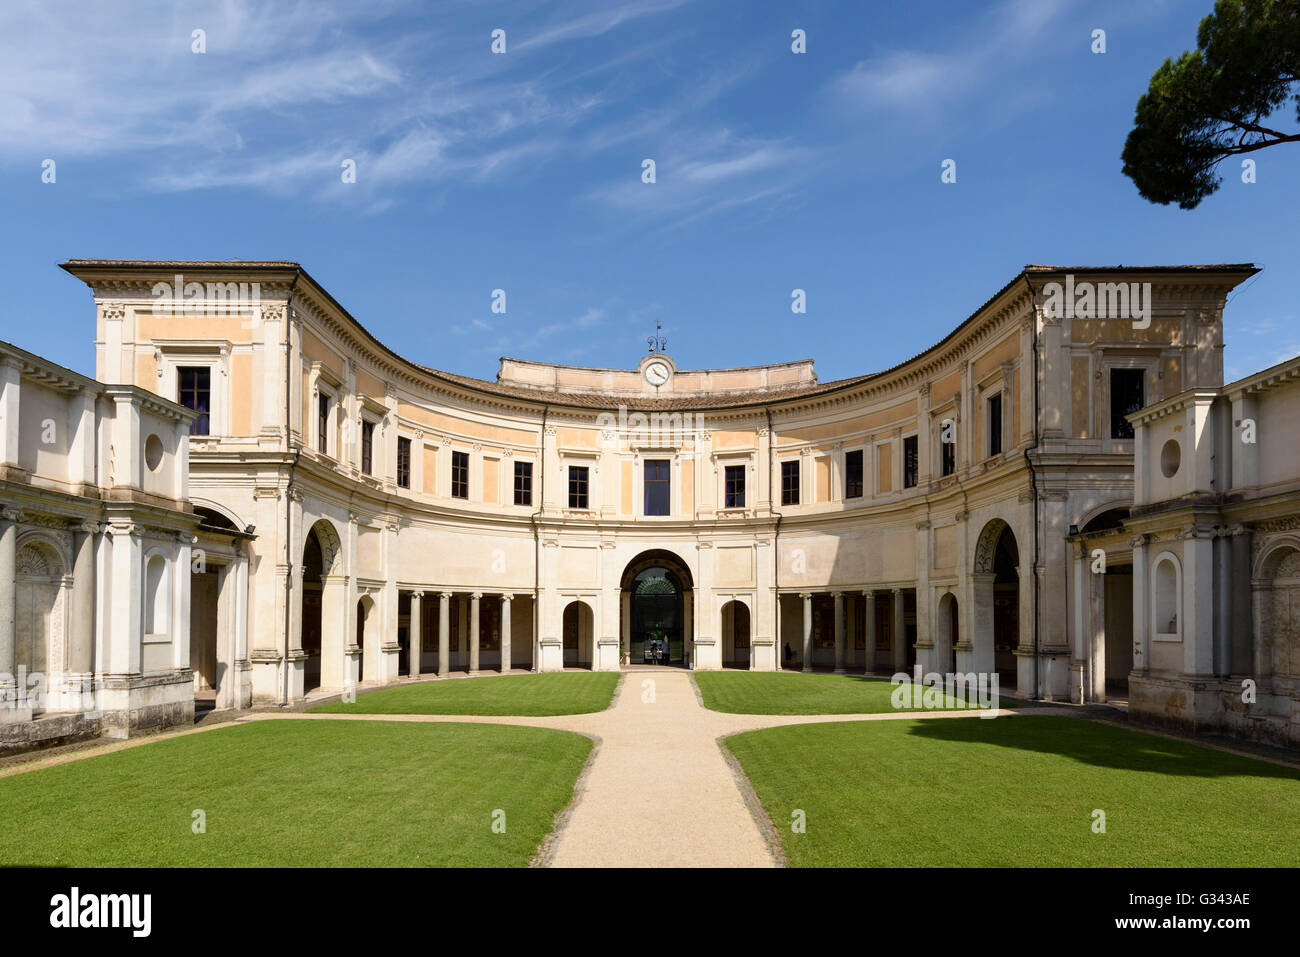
[514,461,533,506]
[844,449,864,499]
[361,420,374,475]
[568,465,589,509]
[781,460,800,506]
[644,459,670,515]
[317,392,330,455]
[987,393,1003,457]
[940,428,955,477]
[178,366,211,435]
[451,450,470,499]
[1110,368,1145,439]
[903,435,918,488]
[397,436,411,489]
[725,465,746,508]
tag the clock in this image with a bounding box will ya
[645,361,671,386]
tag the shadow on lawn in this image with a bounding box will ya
[903,715,1300,781]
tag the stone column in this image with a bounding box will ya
[437,592,451,676]
[892,587,907,673]
[469,592,481,674]
[0,508,18,686]
[833,591,846,674]
[409,591,423,678]
[800,592,813,672]
[500,594,512,673]
[863,590,876,674]
[1070,541,1087,703]
[1130,535,1149,674]
[69,522,97,676]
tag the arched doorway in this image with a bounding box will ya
[357,596,375,683]
[973,519,1019,684]
[936,591,958,674]
[722,600,751,668]
[620,550,694,667]
[301,529,324,692]
[562,600,594,668]
[300,519,344,694]
[1259,543,1300,683]
[15,539,65,695]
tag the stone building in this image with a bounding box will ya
[56,258,1259,725]
[0,339,208,752]
[1081,353,1300,747]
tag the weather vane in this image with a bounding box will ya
[646,321,667,354]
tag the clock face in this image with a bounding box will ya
[645,361,670,386]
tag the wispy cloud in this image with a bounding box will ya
[829,0,1074,121]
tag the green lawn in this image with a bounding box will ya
[725,715,1300,867]
[694,671,975,714]
[0,720,591,867]
[309,672,621,716]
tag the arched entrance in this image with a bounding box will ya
[1259,543,1300,682]
[722,600,751,668]
[357,596,375,683]
[300,519,345,694]
[620,550,694,667]
[936,591,958,675]
[973,519,1019,684]
[301,529,324,692]
[562,600,594,668]
[15,539,65,695]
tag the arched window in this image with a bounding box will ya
[1154,556,1179,638]
[145,553,169,636]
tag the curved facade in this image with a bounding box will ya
[62,260,1256,708]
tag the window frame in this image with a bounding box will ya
[844,448,864,499]
[780,459,801,506]
[568,464,590,510]
[360,419,375,476]
[724,464,746,508]
[903,433,919,488]
[451,450,470,500]
[643,458,671,516]
[513,460,533,506]
[1109,367,1146,440]
[177,365,212,437]
[396,436,412,489]
[316,389,332,456]
[987,391,1003,458]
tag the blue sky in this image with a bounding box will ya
[1,0,1294,384]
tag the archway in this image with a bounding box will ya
[15,539,65,699]
[562,600,594,668]
[722,600,751,668]
[936,591,958,675]
[301,529,324,692]
[1258,543,1300,684]
[621,550,694,666]
[301,519,344,694]
[357,595,376,683]
[973,519,1019,683]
